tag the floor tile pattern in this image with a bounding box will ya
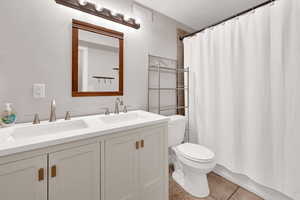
[169,172,264,200]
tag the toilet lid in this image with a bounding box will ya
[177,143,215,163]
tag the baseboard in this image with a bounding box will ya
[213,165,293,200]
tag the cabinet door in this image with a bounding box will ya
[48,143,100,200]
[0,155,47,200]
[105,133,139,200]
[139,128,167,200]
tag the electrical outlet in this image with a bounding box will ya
[33,84,46,98]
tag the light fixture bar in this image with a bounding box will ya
[55,0,141,29]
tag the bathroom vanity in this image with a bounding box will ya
[0,111,169,200]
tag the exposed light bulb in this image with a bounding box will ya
[135,18,141,24]
[111,10,118,16]
[78,0,88,6]
[95,4,104,11]
[124,15,131,21]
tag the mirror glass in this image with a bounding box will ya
[72,20,123,97]
[78,30,119,92]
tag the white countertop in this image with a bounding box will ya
[0,110,169,157]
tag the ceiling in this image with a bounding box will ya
[134,0,268,30]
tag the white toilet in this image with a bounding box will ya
[168,115,216,198]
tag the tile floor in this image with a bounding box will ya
[169,172,264,200]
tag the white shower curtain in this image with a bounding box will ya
[184,0,300,199]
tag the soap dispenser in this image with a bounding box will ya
[0,103,17,127]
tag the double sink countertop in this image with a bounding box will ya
[0,110,169,157]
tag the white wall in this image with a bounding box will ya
[0,0,193,122]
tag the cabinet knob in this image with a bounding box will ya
[141,140,144,148]
[51,165,57,178]
[135,141,139,150]
[38,168,44,181]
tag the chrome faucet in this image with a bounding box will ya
[114,98,123,114]
[33,113,40,124]
[49,99,57,122]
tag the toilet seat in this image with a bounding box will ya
[177,143,215,163]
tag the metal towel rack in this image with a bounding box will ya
[147,54,190,142]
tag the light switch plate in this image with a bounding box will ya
[33,84,46,98]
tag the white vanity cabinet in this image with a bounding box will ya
[48,143,100,200]
[105,132,140,200]
[105,126,168,200]
[0,143,100,200]
[0,155,48,200]
[0,119,168,200]
[139,128,166,200]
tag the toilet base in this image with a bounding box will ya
[172,169,184,186]
[172,169,210,198]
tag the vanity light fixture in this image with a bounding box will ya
[54,0,141,29]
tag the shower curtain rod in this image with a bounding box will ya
[180,0,275,41]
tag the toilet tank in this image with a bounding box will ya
[168,115,186,147]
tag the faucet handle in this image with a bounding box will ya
[116,97,124,106]
[33,113,40,124]
[65,111,71,120]
[123,105,128,113]
[101,107,110,115]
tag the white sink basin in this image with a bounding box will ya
[99,112,146,125]
[0,133,14,144]
[11,120,88,140]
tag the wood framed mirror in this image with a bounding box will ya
[72,19,124,97]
